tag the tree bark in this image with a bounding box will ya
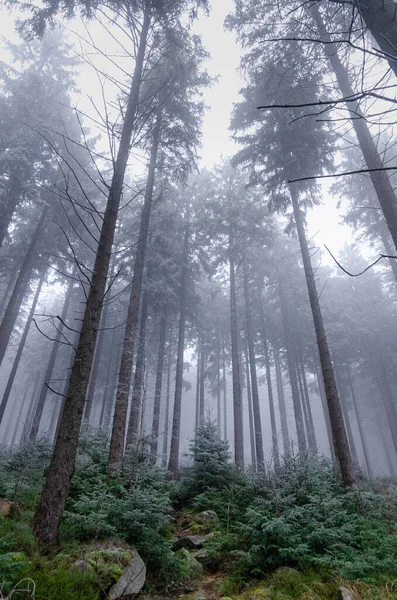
[273,343,290,456]
[125,291,148,449]
[356,0,397,78]
[244,345,257,469]
[168,209,190,479]
[108,108,161,475]
[32,6,151,549]
[290,187,355,486]
[30,279,74,440]
[243,267,264,467]
[228,227,244,469]
[0,207,48,368]
[312,4,397,252]
[0,273,45,426]
[150,310,167,457]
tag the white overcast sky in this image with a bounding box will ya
[0,1,357,262]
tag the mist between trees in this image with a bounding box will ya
[0,0,397,555]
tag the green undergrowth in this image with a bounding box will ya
[1,424,397,599]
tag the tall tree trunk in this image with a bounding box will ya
[99,313,120,431]
[126,291,148,449]
[32,7,151,549]
[333,363,359,465]
[168,210,190,480]
[222,336,228,442]
[298,355,317,451]
[273,343,290,456]
[0,208,48,367]
[17,382,39,446]
[243,267,264,467]
[296,356,317,452]
[259,308,280,469]
[0,272,45,426]
[347,365,373,478]
[195,344,200,432]
[216,331,221,429]
[108,110,161,475]
[228,227,244,469]
[356,0,397,78]
[150,310,167,457]
[374,355,397,454]
[30,279,74,440]
[312,5,397,251]
[244,345,256,469]
[199,338,205,426]
[0,175,22,249]
[83,296,111,425]
[278,279,307,454]
[377,217,397,283]
[290,186,355,487]
[161,341,172,468]
[0,271,18,320]
[314,352,335,458]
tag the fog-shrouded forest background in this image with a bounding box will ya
[2,0,397,598]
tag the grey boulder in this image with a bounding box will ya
[109,549,146,599]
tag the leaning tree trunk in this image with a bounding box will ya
[32,7,151,549]
[126,291,149,449]
[168,210,190,480]
[108,110,161,476]
[278,279,307,454]
[0,174,22,249]
[355,0,397,78]
[290,186,356,487]
[243,266,264,467]
[30,278,74,440]
[150,310,167,457]
[0,207,48,368]
[312,4,397,252]
[260,306,280,469]
[0,272,45,426]
[228,227,244,469]
[244,345,256,469]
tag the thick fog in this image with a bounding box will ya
[1,0,397,488]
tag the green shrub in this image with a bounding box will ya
[235,456,397,580]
